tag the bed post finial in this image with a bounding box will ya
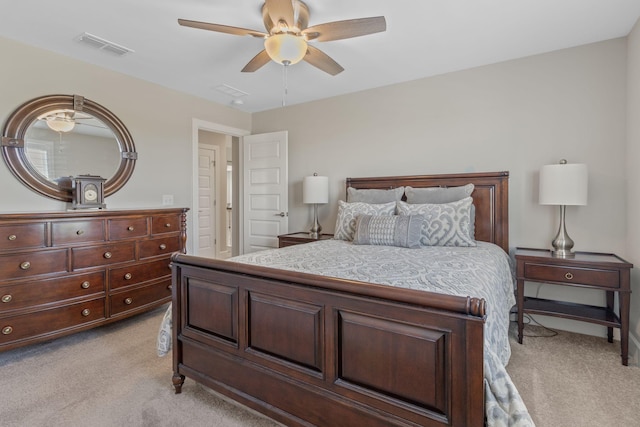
[467,297,486,317]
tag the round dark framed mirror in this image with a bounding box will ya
[1,94,137,201]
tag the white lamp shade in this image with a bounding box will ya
[264,33,308,65]
[539,162,588,206]
[303,175,328,204]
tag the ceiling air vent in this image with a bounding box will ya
[75,32,134,56]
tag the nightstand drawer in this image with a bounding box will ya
[523,263,619,288]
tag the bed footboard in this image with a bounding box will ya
[171,254,486,427]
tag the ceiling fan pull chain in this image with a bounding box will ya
[282,60,291,107]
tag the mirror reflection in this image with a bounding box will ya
[24,109,121,183]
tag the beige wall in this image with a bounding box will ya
[627,18,640,360]
[253,38,632,341]
[0,36,252,256]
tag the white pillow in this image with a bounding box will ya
[334,201,396,241]
[397,198,476,247]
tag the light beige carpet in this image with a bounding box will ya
[2,305,639,426]
[507,323,640,427]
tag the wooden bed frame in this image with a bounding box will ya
[171,171,509,427]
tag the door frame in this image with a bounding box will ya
[191,119,250,256]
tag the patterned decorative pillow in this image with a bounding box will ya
[347,186,405,203]
[334,201,396,241]
[353,214,424,248]
[405,183,474,204]
[397,198,476,247]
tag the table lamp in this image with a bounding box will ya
[539,159,588,258]
[303,173,329,238]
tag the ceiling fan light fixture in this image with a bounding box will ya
[42,112,76,133]
[264,33,307,65]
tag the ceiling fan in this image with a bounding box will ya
[178,0,386,76]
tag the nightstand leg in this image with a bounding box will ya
[620,290,630,366]
[517,278,524,344]
[606,291,614,343]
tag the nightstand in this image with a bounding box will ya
[515,247,633,365]
[277,232,334,248]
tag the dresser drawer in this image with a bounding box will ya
[109,257,172,290]
[151,214,181,235]
[0,223,46,251]
[108,217,149,240]
[139,236,180,259]
[0,249,68,280]
[110,280,171,316]
[52,220,105,246]
[0,271,105,312]
[72,242,136,269]
[523,263,620,288]
[0,298,105,345]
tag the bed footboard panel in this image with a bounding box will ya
[172,257,485,427]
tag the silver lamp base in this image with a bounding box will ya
[551,205,575,258]
[308,203,322,239]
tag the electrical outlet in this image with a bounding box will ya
[162,195,174,206]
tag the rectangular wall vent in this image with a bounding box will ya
[75,32,134,56]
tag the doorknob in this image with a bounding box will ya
[274,212,287,217]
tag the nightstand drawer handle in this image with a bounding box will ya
[565,272,574,280]
[104,252,112,259]
[124,297,133,305]
[81,281,90,289]
[20,261,31,270]
[76,229,84,235]
[81,309,91,317]
[2,326,13,335]
[159,243,167,250]
[124,273,132,280]
[127,226,134,231]
[8,234,16,241]
[1,294,12,303]
[165,223,171,228]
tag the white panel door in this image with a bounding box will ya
[198,146,216,258]
[242,131,288,253]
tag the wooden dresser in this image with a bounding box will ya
[0,208,188,351]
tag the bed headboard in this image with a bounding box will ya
[346,171,509,253]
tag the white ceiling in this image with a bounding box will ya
[1,1,639,113]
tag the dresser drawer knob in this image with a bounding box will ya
[165,223,171,228]
[124,297,133,305]
[1,294,12,303]
[20,261,31,270]
[81,309,91,317]
[124,273,132,280]
[167,284,172,290]
[2,326,13,335]
[8,234,16,241]
[104,252,112,259]
[565,272,574,280]
[76,229,84,235]
[127,226,134,231]
[81,281,91,289]
[159,243,167,250]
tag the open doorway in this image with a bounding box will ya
[191,119,249,258]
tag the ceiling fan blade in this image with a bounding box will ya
[241,50,272,72]
[264,0,295,29]
[178,19,267,38]
[303,16,386,42]
[303,45,344,76]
